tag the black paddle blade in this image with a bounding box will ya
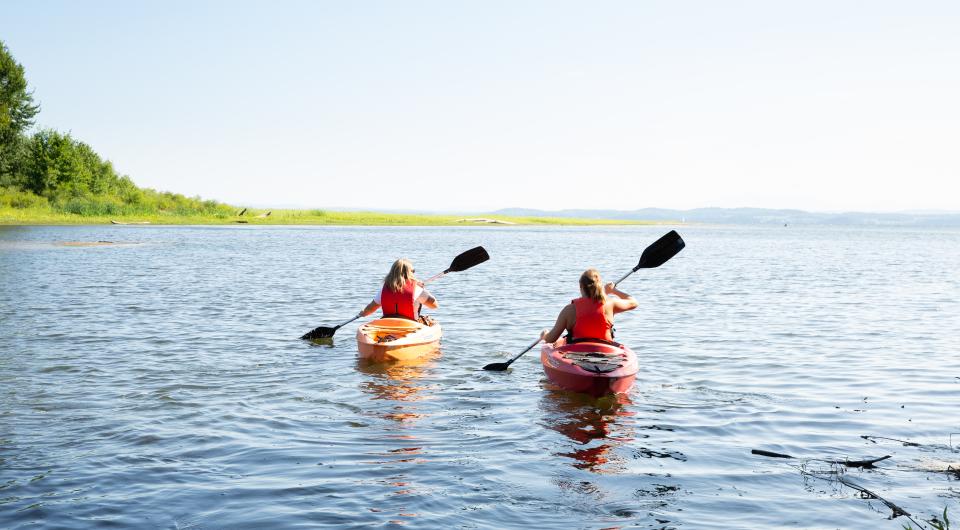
[637,230,685,269]
[482,362,510,371]
[447,246,490,273]
[300,326,337,340]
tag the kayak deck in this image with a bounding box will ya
[541,339,639,397]
[356,318,442,362]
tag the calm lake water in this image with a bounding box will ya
[1,224,959,529]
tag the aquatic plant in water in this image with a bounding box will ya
[903,507,950,530]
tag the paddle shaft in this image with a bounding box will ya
[614,230,685,286]
[303,275,437,339]
[504,338,543,366]
[358,269,444,321]
[397,244,490,288]
[363,270,446,316]
[334,314,362,331]
[483,231,684,368]
[613,269,636,287]
[483,337,542,370]
[422,272,446,284]
[303,246,489,339]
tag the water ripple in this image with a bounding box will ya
[2,225,959,528]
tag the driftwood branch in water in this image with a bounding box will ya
[834,475,911,518]
[861,435,922,447]
[751,449,891,468]
[753,448,927,527]
[752,449,792,459]
[795,467,921,526]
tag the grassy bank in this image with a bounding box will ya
[0,206,653,226]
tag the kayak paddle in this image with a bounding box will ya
[482,230,685,371]
[300,314,363,341]
[301,246,490,340]
[612,230,685,286]
[423,245,491,283]
[482,338,542,372]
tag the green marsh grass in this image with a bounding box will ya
[0,206,658,226]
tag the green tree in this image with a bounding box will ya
[0,134,28,188]
[21,129,84,196]
[0,39,236,218]
[0,40,40,182]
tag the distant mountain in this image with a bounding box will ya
[492,207,960,227]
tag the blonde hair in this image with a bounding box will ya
[579,268,606,303]
[385,258,415,292]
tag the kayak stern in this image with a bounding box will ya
[357,318,442,362]
[541,339,639,397]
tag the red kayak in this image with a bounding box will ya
[541,338,639,397]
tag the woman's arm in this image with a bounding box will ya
[419,288,438,309]
[359,300,380,317]
[541,304,574,343]
[605,283,638,313]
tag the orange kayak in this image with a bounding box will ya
[541,338,639,397]
[356,318,442,362]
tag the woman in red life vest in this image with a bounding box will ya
[540,268,638,344]
[359,258,438,321]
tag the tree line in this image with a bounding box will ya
[0,40,234,217]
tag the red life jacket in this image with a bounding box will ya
[380,279,418,320]
[570,297,613,341]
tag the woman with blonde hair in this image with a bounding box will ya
[359,258,438,322]
[540,268,637,344]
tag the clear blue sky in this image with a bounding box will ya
[3,1,958,212]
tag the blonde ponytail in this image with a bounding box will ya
[579,268,606,303]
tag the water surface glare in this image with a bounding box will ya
[1,224,958,529]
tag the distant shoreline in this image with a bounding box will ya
[0,208,660,226]
[494,206,960,227]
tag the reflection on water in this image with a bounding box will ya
[3,225,960,529]
[540,390,636,474]
[356,352,439,421]
[354,352,441,524]
[539,389,687,529]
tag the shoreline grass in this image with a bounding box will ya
[0,207,662,226]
